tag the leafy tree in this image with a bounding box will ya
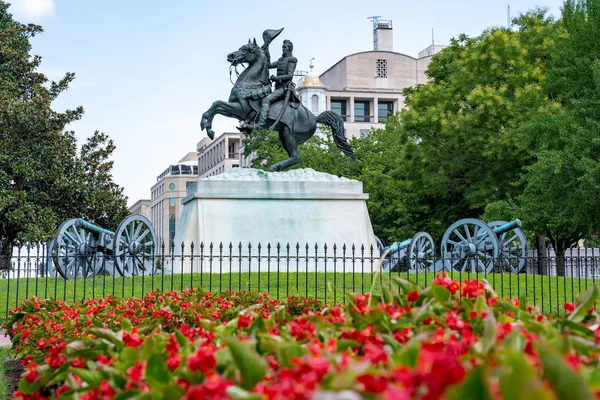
[0,2,128,264]
[517,0,600,274]
[393,9,560,241]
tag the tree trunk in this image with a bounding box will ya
[535,235,548,275]
[555,240,566,277]
[0,237,13,270]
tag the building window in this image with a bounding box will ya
[378,101,394,122]
[169,182,176,190]
[360,129,370,137]
[376,59,388,78]
[311,95,319,114]
[168,199,176,249]
[354,101,370,122]
[330,100,347,121]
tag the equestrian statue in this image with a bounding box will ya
[200,28,356,172]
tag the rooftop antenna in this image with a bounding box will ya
[432,27,435,47]
[367,15,382,30]
[507,2,511,29]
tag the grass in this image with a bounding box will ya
[0,346,11,399]
[0,269,596,318]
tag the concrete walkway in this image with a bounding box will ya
[0,331,11,347]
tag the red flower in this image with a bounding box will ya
[123,328,143,348]
[96,354,113,365]
[564,303,576,312]
[70,357,86,368]
[167,353,181,371]
[127,361,146,383]
[237,314,254,329]
[364,343,389,365]
[407,291,420,302]
[187,346,217,373]
[24,363,39,383]
[357,373,389,393]
[461,280,486,299]
[100,380,115,399]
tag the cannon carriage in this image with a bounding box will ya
[378,218,527,274]
[47,215,156,279]
[377,232,435,272]
[437,218,527,274]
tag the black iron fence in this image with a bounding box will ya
[1,242,599,318]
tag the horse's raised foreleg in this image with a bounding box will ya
[201,100,245,139]
[267,126,300,172]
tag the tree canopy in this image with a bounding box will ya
[0,2,128,258]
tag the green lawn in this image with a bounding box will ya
[0,346,11,399]
[0,271,595,317]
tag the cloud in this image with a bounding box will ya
[9,0,54,21]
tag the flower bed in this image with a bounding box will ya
[4,275,600,399]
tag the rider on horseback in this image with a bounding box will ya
[253,39,297,130]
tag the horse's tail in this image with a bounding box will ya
[316,111,356,159]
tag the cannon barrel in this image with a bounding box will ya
[74,218,114,237]
[491,219,521,235]
[385,238,412,254]
[473,219,521,240]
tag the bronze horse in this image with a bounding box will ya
[200,36,355,172]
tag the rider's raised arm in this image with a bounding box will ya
[262,45,275,68]
[278,57,297,83]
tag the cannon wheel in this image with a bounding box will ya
[488,220,527,274]
[52,219,95,279]
[408,232,435,271]
[441,218,499,274]
[113,215,156,276]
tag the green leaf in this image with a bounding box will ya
[519,292,528,311]
[120,318,133,331]
[112,391,141,400]
[161,384,186,399]
[481,312,497,355]
[498,350,552,400]
[429,284,451,302]
[221,336,267,390]
[568,285,598,323]
[536,342,593,400]
[277,343,307,368]
[227,386,265,400]
[145,354,171,386]
[392,276,419,296]
[89,328,124,349]
[446,366,492,400]
[72,368,104,387]
[393,338,420,368]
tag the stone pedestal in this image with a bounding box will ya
[173,168,378,273]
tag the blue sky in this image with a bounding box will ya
[7,0,564,206]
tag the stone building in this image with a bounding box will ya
[197,132,241,178]
[298,18,446,138]
[150,152,198,249]
[128,199,151,220]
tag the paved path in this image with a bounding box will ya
[0,331,11,347]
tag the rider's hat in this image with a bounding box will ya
[262,28,284,48]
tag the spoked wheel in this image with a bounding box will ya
[408,232,435,271]
[113,215,156,276]
[52,219,95,279]
[488,220,527,274]
[441,218,499,274]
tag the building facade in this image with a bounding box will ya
[150,152,198,250]
[128,199,151,221]
[299,19,445,139]
[197,132,241,178]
